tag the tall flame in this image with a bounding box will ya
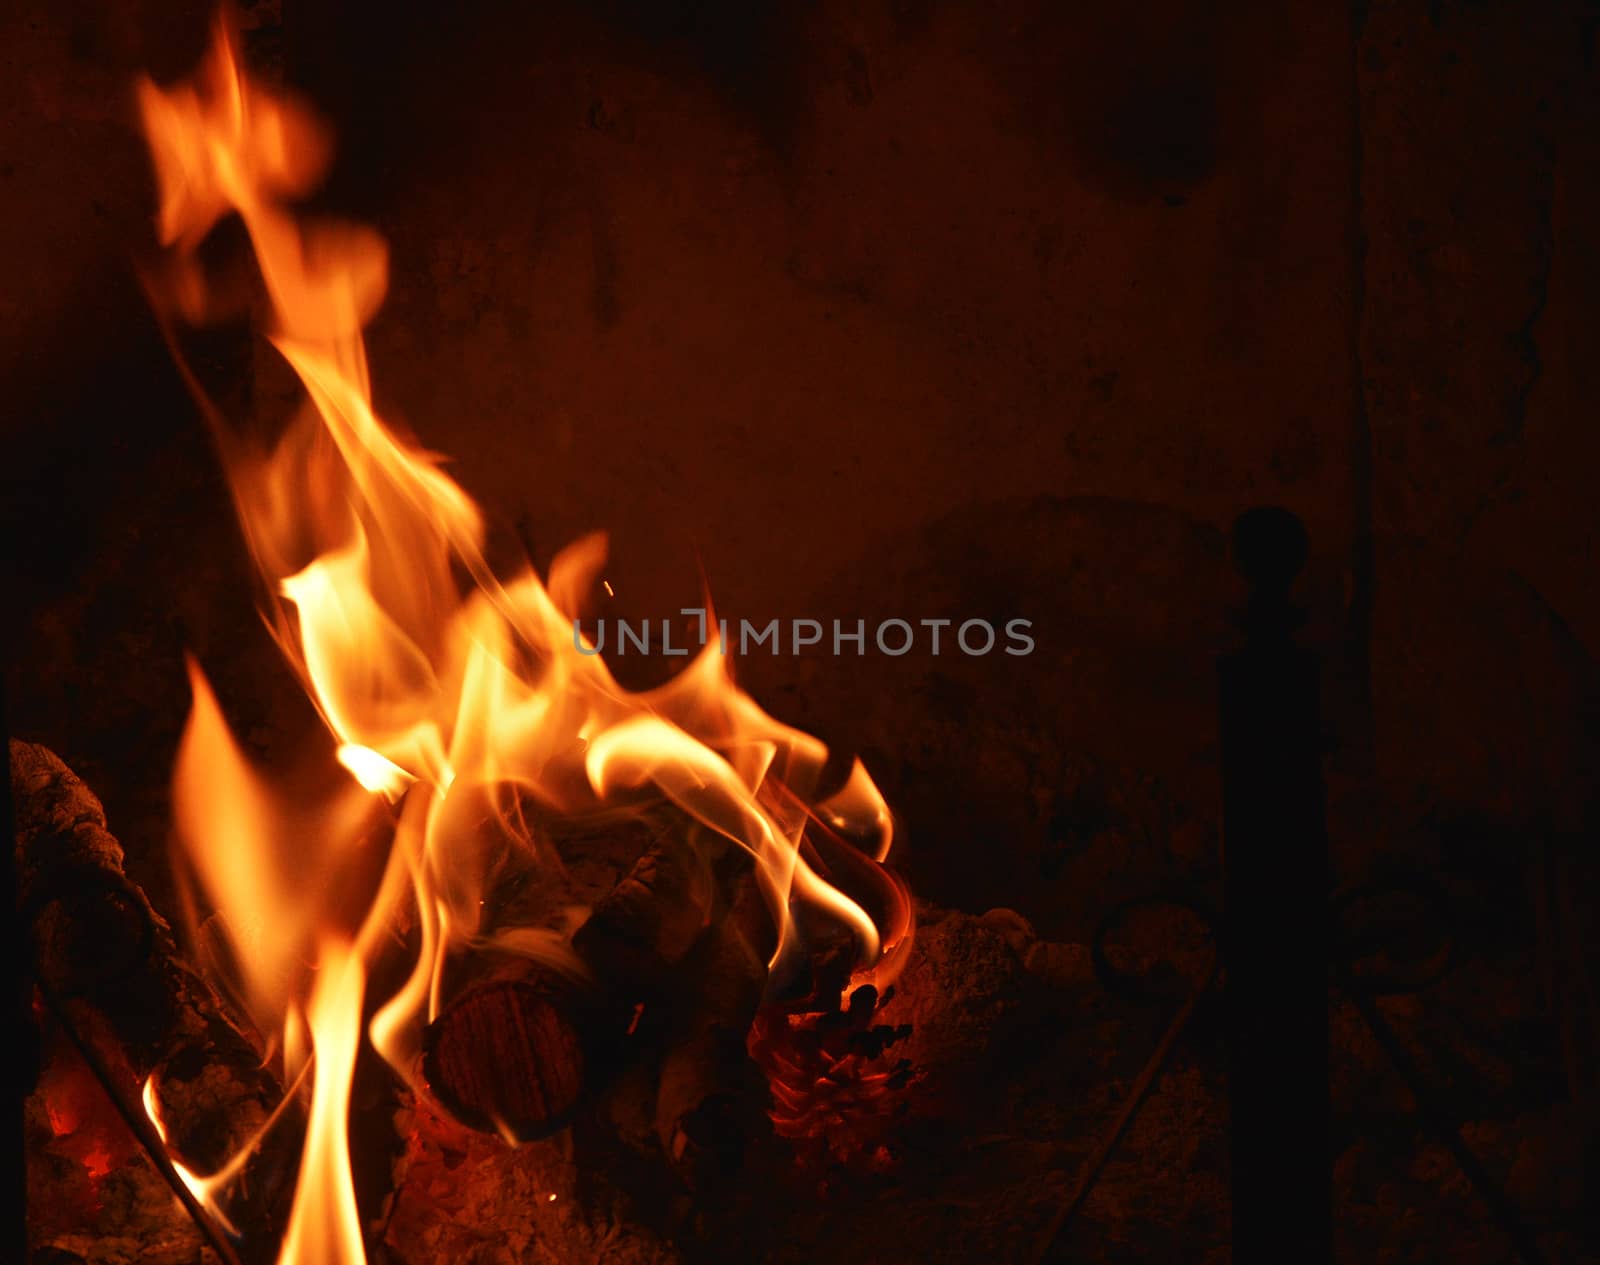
[137,17,910,1264]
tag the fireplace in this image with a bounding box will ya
[5,3,1597,1264]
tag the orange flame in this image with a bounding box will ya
[142,1075,242,1237]
[137,15,911,1263]
[274,942,368,1265]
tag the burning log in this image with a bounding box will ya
[12,742,153,1000]
[569,819,711,991]
[652,871,773,1184]
[420,810,788,1181]
[421,961,589,1141]
[421,817,712,1141]
[10,741,291,1244]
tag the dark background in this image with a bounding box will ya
[3,1,1598,1259]
[5,0,1597,915]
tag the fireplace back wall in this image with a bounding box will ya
[2,0,1596,931]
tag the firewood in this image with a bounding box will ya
[421,959,590,1141]
[12,741,152,998]
[653,870,774,1185]
[421,815,716,1141]
[569,818,711,992]
[9,741,292,1247]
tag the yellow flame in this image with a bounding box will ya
[138,15,911,1263]
[142,1076,241,1238]
[273,943,368,1265]
[337,744,415,801]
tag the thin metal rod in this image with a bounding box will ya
[36,981,247,1265]
[1338,964,1547,1265]
[1031,983,1206,1264]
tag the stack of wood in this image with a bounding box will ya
[421,811,779,1187]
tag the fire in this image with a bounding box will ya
[135,15,911,1263]
[142,1076,241,1237]
[274,942,368,1265]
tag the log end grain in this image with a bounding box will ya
[422,975,587,1142]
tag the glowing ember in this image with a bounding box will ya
[42,1066,130,1184]
[748,990,919,1185]
[133,13,912,1262]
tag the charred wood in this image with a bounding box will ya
[10,741,291,1252]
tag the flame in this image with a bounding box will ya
[137,15,912,1264]
[274,942,368,1265]
[143,1076,241,1237]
